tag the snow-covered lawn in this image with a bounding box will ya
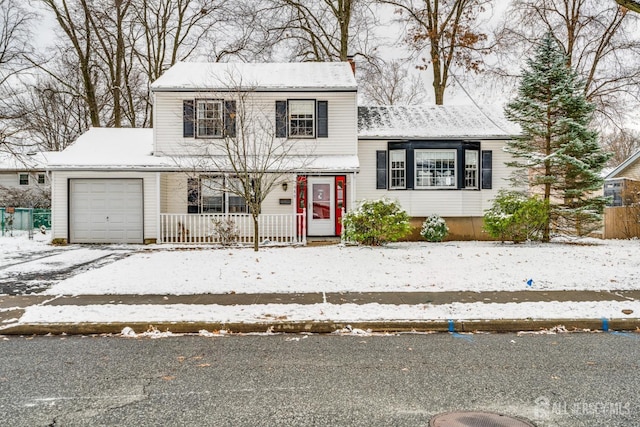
[3,235,640,326]
[39,239,640,296]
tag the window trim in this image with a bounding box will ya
[190,175,250,214]
[389,149,406,189]
[288,99,316,139]
[195,99,224,139]
[19,173,29,186]
[414,149,457,189]
[464,150,479,189]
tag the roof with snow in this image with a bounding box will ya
[357,105,520,140]
[605,149,640,180]
[0,151,51,171]
[46,128,166,170]
[151,62,358,92]
[46,127,359,172]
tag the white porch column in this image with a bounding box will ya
[156,172,161,244]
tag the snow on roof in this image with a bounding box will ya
[357,105,520,140]
[0,151,51,171]
[151,62,358,92]
[46,128,166,170]
[605,149,640,180]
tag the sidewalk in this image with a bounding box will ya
[2,290,639,335]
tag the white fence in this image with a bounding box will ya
[160,212,306,245]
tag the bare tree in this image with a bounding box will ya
[0,0,36,151]
[359,59,428,105]
[494,0,640,126]
[268,0,379,62]
[602,129,640,167]
[379,0,493,105]
[185,76,310,251]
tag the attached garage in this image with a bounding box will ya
[69,178,144,244]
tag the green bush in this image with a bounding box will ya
[483,191,548,242]
[421,214,449,242]
[342,199,411,246]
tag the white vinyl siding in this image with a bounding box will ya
[159,172,297,216]
[153,91,357,157]
[51,171,158,242]
[357,139,515,217]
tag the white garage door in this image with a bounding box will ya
[69,179,143,244]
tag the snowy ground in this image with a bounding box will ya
[2,233,640,327]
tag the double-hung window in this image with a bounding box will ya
[289,100,315,138]
[37,173,46,184]
[415,150,456,189]
[389,150,406,189]
[196,100,223,138]
[19,173,29,185]
[465,151,479,189]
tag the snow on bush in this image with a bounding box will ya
[421,214,449,242]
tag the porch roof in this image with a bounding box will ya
[357,105,520,140]
[46,127,358,173]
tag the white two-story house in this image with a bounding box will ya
[47,62,359,244]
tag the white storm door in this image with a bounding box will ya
[69,178,143,244]
[307,177,335,236]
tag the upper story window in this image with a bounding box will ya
[276,100,328,139]
[196,100,223,138]
[183,100,236,139]
[288,100,315,138]
[415,150,456,189]
[19,173,29,185]
[389,150,406,189]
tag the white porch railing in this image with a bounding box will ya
[160,212,306,245]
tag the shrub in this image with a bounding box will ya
[211,218,239,246]
[342,199,411,246]
[483,190,548,242]
[421,214,449,242]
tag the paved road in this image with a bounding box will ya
[0,332,638,426]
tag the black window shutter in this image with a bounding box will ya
[275,100,287,138]
[317,100,328,138]
[224,100,236,137]
[187,178,200,213]
[183,100,195,138]
[376,150,387,189]
[481,150,492,189]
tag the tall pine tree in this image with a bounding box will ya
[504,33,611,242]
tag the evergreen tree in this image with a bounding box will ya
[504,33,611,242]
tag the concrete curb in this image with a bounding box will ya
[1,318,639,336]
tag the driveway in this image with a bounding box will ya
[0,245,141,295]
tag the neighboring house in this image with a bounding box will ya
[604,150,640,206]
[357,105,519,239]
[0,152,51,207]
[47,61,518,245]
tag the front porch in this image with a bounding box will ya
[159,212,307,245]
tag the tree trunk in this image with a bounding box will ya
[253,214,259,252]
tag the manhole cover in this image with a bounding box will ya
[430,411,535,427]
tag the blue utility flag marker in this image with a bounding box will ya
[601,317,609,332]
[526,279,534,287]
[448,319,455,332]
[448,319,474,343]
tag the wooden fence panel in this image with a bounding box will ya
[604,206,640,239]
